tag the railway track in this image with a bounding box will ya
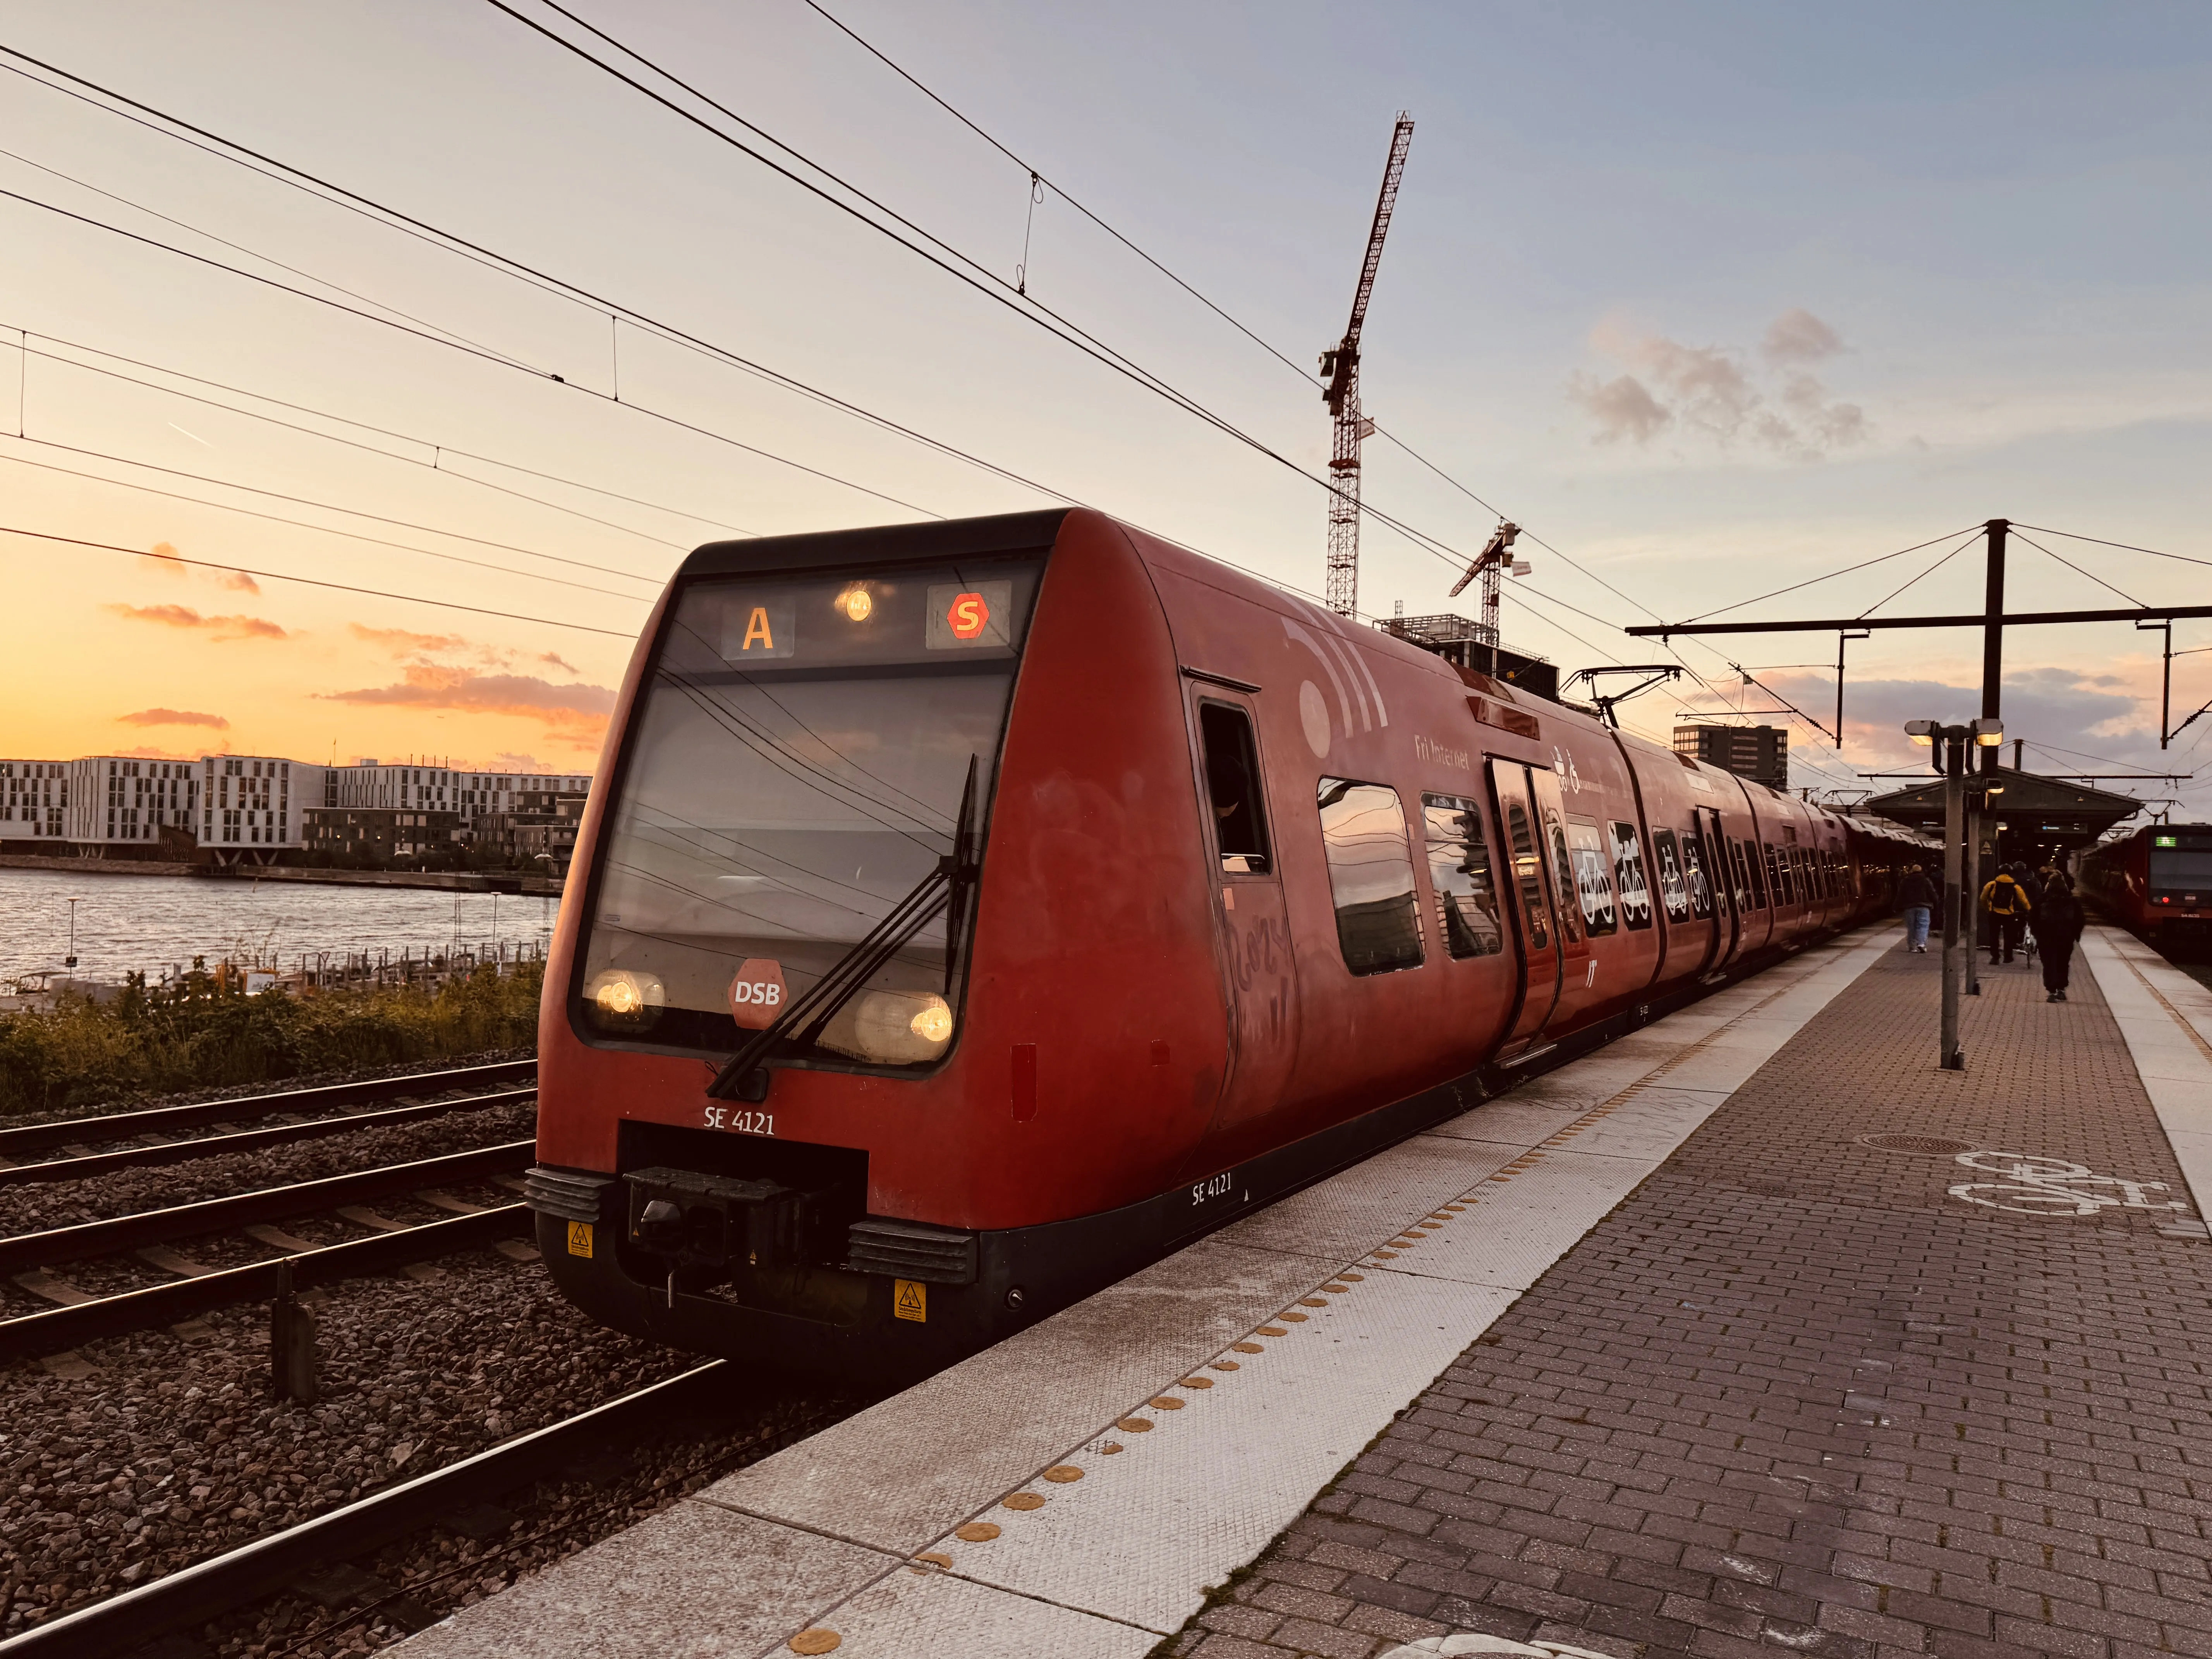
[0,1360,832,1659]
[0,1060,536,1183]
[0,1140,539,1362]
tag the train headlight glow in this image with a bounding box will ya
[586,969,665,1031]
[839,587,873,622]
[909,997,953,1043]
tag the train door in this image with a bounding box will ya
[1529,766,1593,1025]
[1695,807,1742,971]
[1486,759,1563,1058]
[1189,692,1301,1136]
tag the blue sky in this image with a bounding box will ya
[2,2,2207,808]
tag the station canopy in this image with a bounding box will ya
[1863,764,2143,848]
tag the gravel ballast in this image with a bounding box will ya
[0,1246,826,1647]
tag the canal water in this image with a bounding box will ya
[0,868,562,986]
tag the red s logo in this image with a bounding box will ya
[948,592,990,640]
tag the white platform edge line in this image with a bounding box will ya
[771,928,1896,1651]
[2083,926,2212,1227]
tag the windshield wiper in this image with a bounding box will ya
[708,756,981,1101]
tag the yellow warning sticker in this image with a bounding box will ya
[893,1278,927,1322]
[567,1221,594,1259]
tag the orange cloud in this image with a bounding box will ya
[540,651,581,675]
[214,568,261,594]
[115,743,220,761]
[349,622,470,656]
[117,708,231,729]
[106,603,287,641]
[141,541,188,579]
[319,665,614,742]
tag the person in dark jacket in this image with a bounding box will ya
[1980,865,2032,964]
[2035,870,2087,1001]
[1896,865,1936,953]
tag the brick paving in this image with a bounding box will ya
[1169,937,2212,1659]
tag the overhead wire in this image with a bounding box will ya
[1855,530,1982,618]
[0,443,656,602]
[2015,524,2212,571]
[477,0,1493,565]
[0,524,634,635]
[14,328,754,539]
[0,182,951,520]
[2009,528,2145,608]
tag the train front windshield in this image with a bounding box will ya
[578,558,1042,1065]
[2150,831,2212,904]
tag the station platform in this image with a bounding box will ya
[398,924,2212,1659]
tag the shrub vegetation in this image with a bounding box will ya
[0,960,543,1115]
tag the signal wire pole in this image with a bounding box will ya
[1908,717,2003,1070]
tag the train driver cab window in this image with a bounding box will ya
[1420,793,1503,958]
[1316,778,1424,975]
[1199,702,1271,875]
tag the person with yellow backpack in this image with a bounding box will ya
[1980,863,2033,965]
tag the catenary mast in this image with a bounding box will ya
[1321,113,1415,617]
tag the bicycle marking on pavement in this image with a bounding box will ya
[1945,1149,2191,1217]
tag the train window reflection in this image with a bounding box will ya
[1199,702,1271,875]
[1502,796,1550,952]
[1420,794,1503,959]
[1316,778,1424,975]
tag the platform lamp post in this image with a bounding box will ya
[1906,717,2004,1070]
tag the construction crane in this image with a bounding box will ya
[1321,113,1415,617]
[1447,520,1531,663]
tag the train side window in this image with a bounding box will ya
[1199,702,1271,875]
[1610,821,1654,931]
[1316,778,1425,974]
[1420,793,1504,958]
[1501,796,1551,951]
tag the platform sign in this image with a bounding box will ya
[567,1221,594,1259]
[721,596,796,660]
[728,958,788,1030]
[893,1279,927,1322]
[926,581,1012,650]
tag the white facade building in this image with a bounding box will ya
[198,756,322,854]
[324,763,590,823]
[0,761,69,841]
[62,757,202,849]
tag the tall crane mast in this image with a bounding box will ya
[1321,112,1414,617]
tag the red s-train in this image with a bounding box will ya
[527,509,1925,1379]
[2080,823,2212,950]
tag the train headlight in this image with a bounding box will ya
[586,969,665,1032]
[814,989,955,1065]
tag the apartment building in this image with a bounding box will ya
[324,763,591,818]
[62,756,203,850]
[198,756,324,855]
[0,761,68,843]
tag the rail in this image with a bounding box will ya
[0,1087,536,1188]
[0,1205,530,1361]
[0,1140,534,1274]
[0,1058,536,1160]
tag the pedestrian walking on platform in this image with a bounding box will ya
[2034,869,2086,1001]
[1980,864,2032,964]
[1896,864,1935,953]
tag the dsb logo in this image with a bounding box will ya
[728,959,787,1030]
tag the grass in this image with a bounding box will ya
[0,960,544,1116]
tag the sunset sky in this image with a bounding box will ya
[3,3,2209,811]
